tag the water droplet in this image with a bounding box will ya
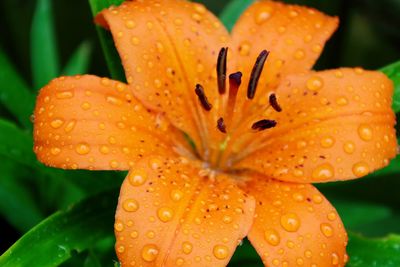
[182,241,193,254]
[81,102,91,110]
[50,119,64,129]
[343,141,355,154]
[320,223,334,237]
[294,49,305,60]
[56,90,74,99]
[264,229,280,246]
[320,136,335,148]
[125,20,136,29]
[306,76,324,91]
[109,160,119,169]
[331,252,339,265]
[191,13,202,22]
[156,42,164,53]
[280,213,301,232]
[222,215,232,224]
[174,18,183,26]
[130,230,138,239]
[129,169,148,186]
[176,258,184,266]
[312,194,323,204]
[352,162,370,177]
[327,212,337,221]
[239,42,251,56]
[106,96,123,106]
[170,189,183,201]
[312,163,334,180]
[213,244,229,259]
[141,244,159,262]
[292,192,304,202]
[157,207,174,222]
[123,198,139,212]
[131,36,140,45]
[336,96,348,106]
[358,124,373,141]
[64,120,76,132]
[117,245,125,253]
[50,147,61,155]
[255,6,273,24]
[114,221,124,232]
[76,143,90,155]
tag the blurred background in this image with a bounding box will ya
[0,0,399,266]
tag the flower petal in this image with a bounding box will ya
[234,69,397,182]
[231,0,338,111]
[96,0,231,153]
[33,75,180,170]
[114,155,255,266]
[245,178,348,266]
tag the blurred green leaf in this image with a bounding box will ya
[31,0,59,89]
[333,199,392,230]
[0,157,44,232]
[0,189,118,267]
[347,233,400,267]
[89,0,125,81]
[0,49,35,129]
[62,41,93,76]
[381,60,400,113]
[0,119,36,166]
[219,0,254,31]
[83,251,102,267]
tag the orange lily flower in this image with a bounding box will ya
[33,0,397,266]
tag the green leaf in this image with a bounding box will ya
[0,157,44,232]
[0,48,35,129]
[381,60,400,113]
[62,41,93,76]
[31,0,60,89]
[0,189,118,267]
[347,233,400,267]
[333,199,392,230]
[0,119,36,166]
[219,0,254,31]
[89,0,125,81]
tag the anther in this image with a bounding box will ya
[217,47,228,94]
[229,72,242,87]
[217,117,226,133]
[247,50,270,99]
[195,84,213,111]
[252,119,277,131]
[269,93,282,112]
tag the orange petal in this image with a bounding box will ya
[96,0,231,154]
[114,155,255,266]
[33,75,180,170]
[231,0,338,114]
[234,68,397,182]
[245,178,348,266]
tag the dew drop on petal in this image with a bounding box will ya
[343,141,355,154]
[123,198,139,212]
[320,223,334,237]
[182,241,193,254]
[264,229,280,246]
[280,213,301,232]
[213,244,229,260]
[320,136,335,148]
[141,244,159,262]
[358,124,373,141]
[312,163,334,180]
[75,143,90,155]
[114,221,124,232]
[306,76,324,91]
[352,162,370,177]
[157,207,174,222]
[50,119,64,129]
[170,189,184,201]
[128,169,148,186]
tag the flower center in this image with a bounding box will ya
[189,47,282,171]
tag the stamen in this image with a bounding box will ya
[247,50,270,99]
[252,119,277,131]
[217,117,227,133]
[195,84,212,111]
[269,93,282,112]
[229,72,242,88]
[217,47,228,94]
